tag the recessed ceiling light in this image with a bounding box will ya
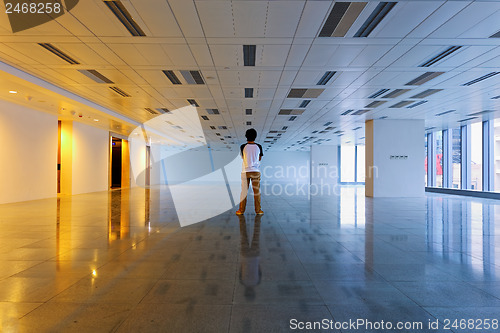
[93,119,99,122]
[9,90,17,94]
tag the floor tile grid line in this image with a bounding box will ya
[16,231,189,328]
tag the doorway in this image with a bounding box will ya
[111,138,122,188]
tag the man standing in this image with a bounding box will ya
[236,128,264,215]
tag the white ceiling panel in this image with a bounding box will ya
[189,44,215,67]
[407,2,468,38]
[169,0,204,37]
[107,44,148,66]
[265,1,304,38]
[162,44,197,67]
[303,44,338,67]
[134,44,172,66]
[458,10,500,38]
[233,2,267,37]
[326,45,365,67]
[391,45,443,68]
[129,0,182,37]
[293,70,323,86]
[68,0,130,37]
[196,1,235,38]
[285,44,310,67]
[210,45,240,67]
[260,45,290,67]
[372,2,442,38]
[350,45,393,67]
[429,2,500,38]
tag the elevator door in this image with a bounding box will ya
[111,138,122,188]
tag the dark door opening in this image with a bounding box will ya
[111,138,122,188]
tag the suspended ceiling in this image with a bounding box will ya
[0,0,499,151]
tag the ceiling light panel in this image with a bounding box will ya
[319,2,367,37]
[109,86,131,97]
[390,100,413,108]
[163,70,181,84]
[405,72,444,85]
[317,71,336,85]
[180,70,205,84]
[382,89,410,98]
[368,89,390,98]
[410,89,442,99]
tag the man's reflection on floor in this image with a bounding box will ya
[238,215,262,301]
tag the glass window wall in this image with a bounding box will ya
[471,122,483,191]
[436,131,443,187]
[452,128,461,189]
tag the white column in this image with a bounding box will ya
[365,119,425,197]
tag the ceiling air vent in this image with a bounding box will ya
[243,45,256,66]
[382,89,410,98]
[341,109,354,115]
[319,2,367,37]
[282,126,288,130]
[144,108,158,115]
[210,126,216,130]
[299,100,311,108]
[468,110,494,116]
[289,116,297,121]
[279,109,305,115]
[490,31,500,38]
[352,109,370,115]
[287,89,324,98]
[435,110,455,117]
[365,101,386,108]
[245,88,254,98]
[425,127,436,131]
[325,127,336,130]
[78,70,114,83]
[162,70,181,84]
[458,117,478,123]
[181,70,205,84]
[104,0,146,36]
[389,100,413,108]
[405,72,444,85]
[246,109,253,115]
[317,71,336,85]
[156,108,171,114]
[368,89,390,98]
[353,127,362,130]
[206,109,220,115]
[354,2,396,37]
[38,43,79,64]
[462,72,500,86]
[187,99,199,107]
[247,121,252,125]
[201,116,209,120]
[109,86,131,97]
[218,126,228,130]
[407,100,427,108]
[411,89,442,99]
[420,46,462,67]
[378,116,388,119]
[324,122,332,126]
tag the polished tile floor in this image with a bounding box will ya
[0,186,499,332]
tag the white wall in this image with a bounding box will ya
[0,100,57,204]
[71,122,109,195]
[129,136,146,187]
[366,119,425,197]
[310,145,339,186]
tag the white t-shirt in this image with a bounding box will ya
[240,142,263,173]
